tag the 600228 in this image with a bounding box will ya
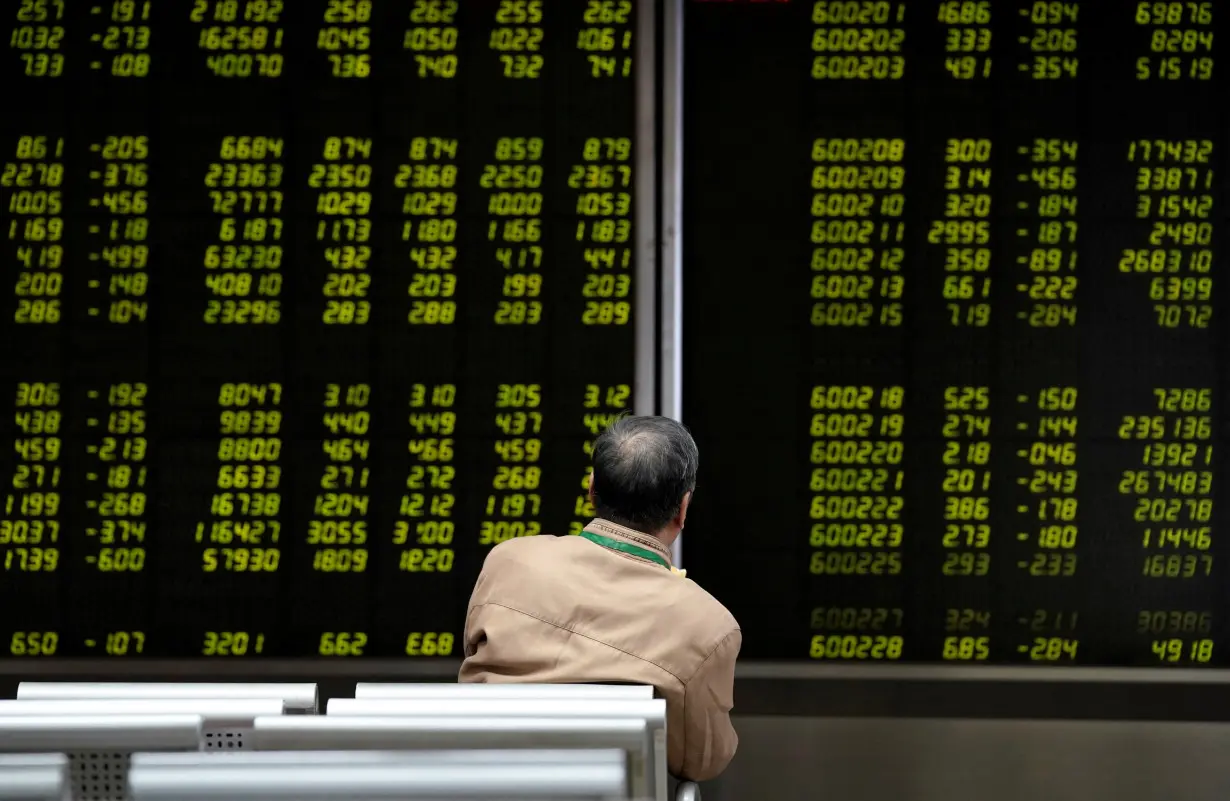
[809,634,903,660]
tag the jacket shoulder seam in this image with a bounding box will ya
[471,602,687,684]
[683,627,740,686]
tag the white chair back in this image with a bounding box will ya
[251,715,651,797]
[132,749,626,767]
[0,699,284,751]
[355,683,653,701]
[18,683,318,714]
[129,759,628,799]
[0,715,202,801]
[0,753,67,801]
[327,698,666,801]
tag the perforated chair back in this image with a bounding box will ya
[0,715,201,801]
[18,683,318,714]
[0,699,284,752]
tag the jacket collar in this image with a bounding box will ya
[584,518,674,568]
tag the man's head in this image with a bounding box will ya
[588,415,698,543]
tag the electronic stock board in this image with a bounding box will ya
[0,0,643,659]
[681,0,1230,667]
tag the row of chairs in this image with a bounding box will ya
[0,681,694,801]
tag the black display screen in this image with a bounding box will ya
[682,0,1228,665]
[0,0,639,658]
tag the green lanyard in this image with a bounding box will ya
[579,530,671,570]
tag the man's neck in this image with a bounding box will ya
[601,518,677,548]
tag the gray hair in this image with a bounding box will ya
[591,416,698,532]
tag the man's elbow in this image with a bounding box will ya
[680,726,738,782]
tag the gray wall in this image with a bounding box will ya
[706,717,1230,801]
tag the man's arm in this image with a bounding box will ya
[460,565,492,660]
[678,628,741,782]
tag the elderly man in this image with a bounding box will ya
[459,415,741,782]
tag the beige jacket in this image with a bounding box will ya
[459,518,741,782]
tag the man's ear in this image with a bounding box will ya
[587,471,596,504]
[676,490,692,527]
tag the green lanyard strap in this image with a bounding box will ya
[579,530,671,570]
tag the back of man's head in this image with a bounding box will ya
[591,416,699,534]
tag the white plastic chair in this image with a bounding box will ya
[327,698,667,801]
[355,683,652,702]
[0,699,284,751]
[0,753,68,801]
[129,759,628,800]
[0,715,202,801]
[18,682,318,714]
[252,715,651,796]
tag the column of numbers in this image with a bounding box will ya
[1017,387,1079,584]
[1016,139,1078,328]
[1133,1,1213,81]
[1122,388,1215,664]
[10,0,65,78]
[807,386,907,584]
[1019,0,1079,80]
[398,137,458,326]
[84,383,149,574]
[311,383,371,575]
[578,0,633,78]
[940,387,992,579]
[314,136,373,326]
[1013,388,1080,664]
[93,0,152,79]
[491,0,543,80]
[574,137,632,326]
[934,138,992,327]
[481,384,544,548]
[195,382,282,575]
[6,136,64,325]
[405,0,457,78]
[809,0,906,81]
[90,135,150,324]
[806,385,906,661]
[395,383,457,575]
[1123,140,1213,329]
[940,0,992,79]
[204,136,284,325]
[190,0,285,79]
[939,386,992,660]
[7,382,61,576]
[809,137,905,329]
[486,137,544,326]
[320,0,371,79]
